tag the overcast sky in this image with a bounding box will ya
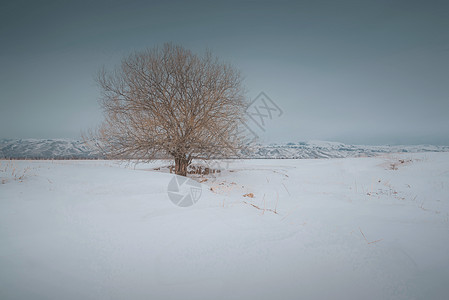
[1,0,448,145]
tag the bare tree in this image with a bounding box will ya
[89,43,249,176]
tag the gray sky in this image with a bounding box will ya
[1,0,448,145]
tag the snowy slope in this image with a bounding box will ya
[250,140,449,159]
[0,139,101,159]
[1,138,448,159]
[1,154,449,299]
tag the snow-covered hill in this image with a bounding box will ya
[249,140,449,159]
[0,139,101,159]
[1,138,448,159]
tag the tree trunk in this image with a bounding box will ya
[174,156,189,176]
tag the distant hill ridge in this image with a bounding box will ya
[1,138,448,160]
[0,139,100,159]
[249,140,449,159]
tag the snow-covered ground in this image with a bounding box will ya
[1,153,448,299]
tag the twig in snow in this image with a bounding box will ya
[275,191,279,214]
[359,227,383,245]
[242,200,279,215]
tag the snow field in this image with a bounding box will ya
[1,153,448,299]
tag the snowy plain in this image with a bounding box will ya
[1,153,448,300]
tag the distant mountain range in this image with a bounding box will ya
[1,138,448,160]
[249,140,449,159]
[0,139,99,159]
